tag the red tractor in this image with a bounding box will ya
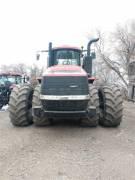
[9,39,123,127]
[0,73,24,109]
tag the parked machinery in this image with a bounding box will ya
[128,60,135,101]
[0,73,25,109]
[9,39,123,127]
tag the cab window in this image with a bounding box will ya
[53,49,81,66]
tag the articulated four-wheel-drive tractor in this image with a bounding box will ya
[9,39,123,127]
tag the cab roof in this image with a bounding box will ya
[52,45,81,51]
[0,72,22,76]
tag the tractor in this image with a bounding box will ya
[9,39,123,127]
[0,73,25,109]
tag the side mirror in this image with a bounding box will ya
[36,53,40,60]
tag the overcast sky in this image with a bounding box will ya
[0,0,134,66]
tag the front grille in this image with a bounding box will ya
[42,100,88,111]
[41,76,89,95]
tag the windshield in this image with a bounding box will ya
[0,75,22,85]
[53,49,81,66]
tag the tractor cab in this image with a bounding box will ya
[36,39,99,85]
[36,39,99,78]
[50,47,81,66]
[47,44,81,67]
[0,73,29,109]
[0,73,22,109]
[0,73,22,86]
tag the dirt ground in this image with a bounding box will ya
[0,101,135,180]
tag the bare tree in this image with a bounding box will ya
[95,20,135,88]
[29,64,44,78]
[97,29,131,87]
[0,63,27,75]
[0,63,44,79]
[12,63,27,74]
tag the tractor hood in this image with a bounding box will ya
[41,65,89,111]
[43,65,87,77]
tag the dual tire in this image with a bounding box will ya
[98,85,123,127]
[81,85,123,127]
[9,84,50,126]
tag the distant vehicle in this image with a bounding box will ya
[128,60,135,102]
[0,73,26,109]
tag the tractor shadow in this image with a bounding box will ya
[35,118,99,129]
[51,119,81,127]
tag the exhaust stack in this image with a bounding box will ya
[87,38,99,57]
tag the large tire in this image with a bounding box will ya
[32,85,50,126]
[89,85,100,119]
[98,85,123,127]
[81,85,99,127]
[9,85,33,126]
[112,85,123,125]
[9,86,20,122]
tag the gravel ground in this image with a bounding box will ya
[0,101,135,180]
